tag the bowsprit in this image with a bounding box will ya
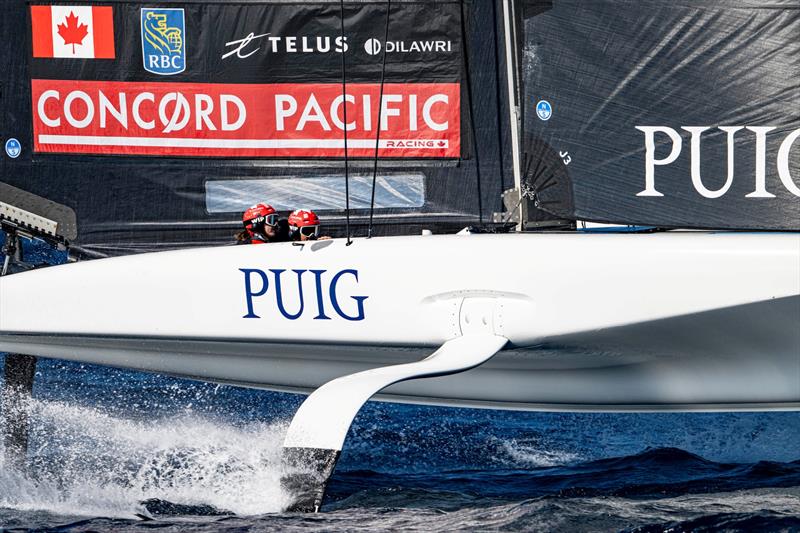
[240,268,368,321]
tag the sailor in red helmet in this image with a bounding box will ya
[236,203,290,244]
[288,209,330,242]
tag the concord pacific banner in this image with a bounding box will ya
[32,80,460,157]
[28,2,462,158]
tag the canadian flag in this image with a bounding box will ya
[31,5,115,59]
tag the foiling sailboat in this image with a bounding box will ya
[1,0,798,512]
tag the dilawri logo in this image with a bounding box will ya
[141,8,185,75]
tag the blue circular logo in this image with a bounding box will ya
[5,138,21,159]
[536,100,552,121]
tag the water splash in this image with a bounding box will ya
[494,437,581,468]
[0,398,296,518]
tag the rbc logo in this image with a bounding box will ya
[536,100,552,121]
[141,8,186,75]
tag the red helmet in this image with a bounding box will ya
[242,203,278,233]
[288,209,320,238]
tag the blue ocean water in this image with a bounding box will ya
[0,356,797,532]
[1,239,799,531]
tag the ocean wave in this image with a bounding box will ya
[22,487,798,533]
[0,359,798,531]
[494,437,582,468]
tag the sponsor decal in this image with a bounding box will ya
[241,268,367,321]
[536,100,552,121]
[141,8,186,75]
[30,5,115,59]
[363,38,452,56]
[31,79,460,158]
[4,138,21,159]
[222,32,269,60]
[222,33,348,59]
[221,33,452,60]
[636,126,800,198]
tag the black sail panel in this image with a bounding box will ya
[521,0,800,230]
[1,0,512,254]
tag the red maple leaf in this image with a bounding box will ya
[57,11,89,54]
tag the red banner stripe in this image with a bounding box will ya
[31,80,460,158]
[91,6,115,59]
[30,6,54,58]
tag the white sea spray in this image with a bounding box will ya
[0,398,296,517]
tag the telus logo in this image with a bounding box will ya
[222,34,348,59]
[636,126,799,198]
[241,268,367,321]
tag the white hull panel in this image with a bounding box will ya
[1,232,798,410]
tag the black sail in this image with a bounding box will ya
[520,0,800,230]
[3,0,796,256]
[1,0,513,254]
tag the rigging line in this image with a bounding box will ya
[490,0,507,195]
[340,0,352,245]
[460,0,483,225]
[367,0,391,239]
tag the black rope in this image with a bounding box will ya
[490,0,507,194]
[367,0,392,239]
[460,0,483,224]
[340,0,352,245]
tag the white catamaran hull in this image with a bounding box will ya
[0,232,798,411]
